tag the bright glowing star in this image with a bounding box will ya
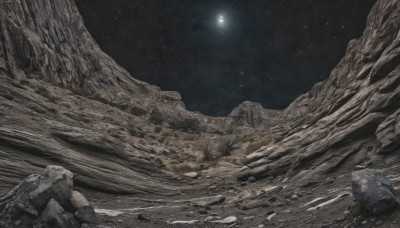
[218,15,225,26]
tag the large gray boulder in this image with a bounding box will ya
[29,166,74,210]
[351,169,397,215]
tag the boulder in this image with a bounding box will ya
[42,199,79,228]
[351,169,397,215]
[29,166,74,210]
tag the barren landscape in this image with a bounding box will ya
[1,0,400,227]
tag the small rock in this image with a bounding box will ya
[198,209,208,214]
[240,199,270,210]
[351,169,397,215]
[191,195,225,207]
[75,205,97,224]
[291,195,298,200]
[29,166,74,209]
[362,220,367,225]
[266,213,276,221]
[170,220,199,224]
[183,172,199,179]
[325,178,335,185]
[268,196,277,202]
[248,176,256,182]
[14,220,21,226]
[258,225,265,228]
[355,165,367,170]
[212,216,238,224]
[138,213,150,222]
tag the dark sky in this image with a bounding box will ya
[75,0,377,116]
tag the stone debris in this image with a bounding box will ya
[0,166,97,227]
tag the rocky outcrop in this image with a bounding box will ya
[0,166,96,227]
[229,101,282,128]
[238,0,400,185]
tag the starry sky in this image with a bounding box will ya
[75,0,377,116]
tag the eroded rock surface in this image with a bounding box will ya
[238,0,400,187]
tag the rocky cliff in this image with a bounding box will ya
[238,0,400,186]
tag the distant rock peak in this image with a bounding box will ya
[229,101,282,128]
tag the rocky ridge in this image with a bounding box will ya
[238,0,400,186]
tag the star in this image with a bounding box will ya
[217,15,225,26]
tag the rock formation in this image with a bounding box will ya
[229,101,282,128]
[238,0,400,186]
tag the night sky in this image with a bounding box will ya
[75,0,377,116]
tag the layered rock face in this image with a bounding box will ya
[238,0,400,185]
[0,0,215,196]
